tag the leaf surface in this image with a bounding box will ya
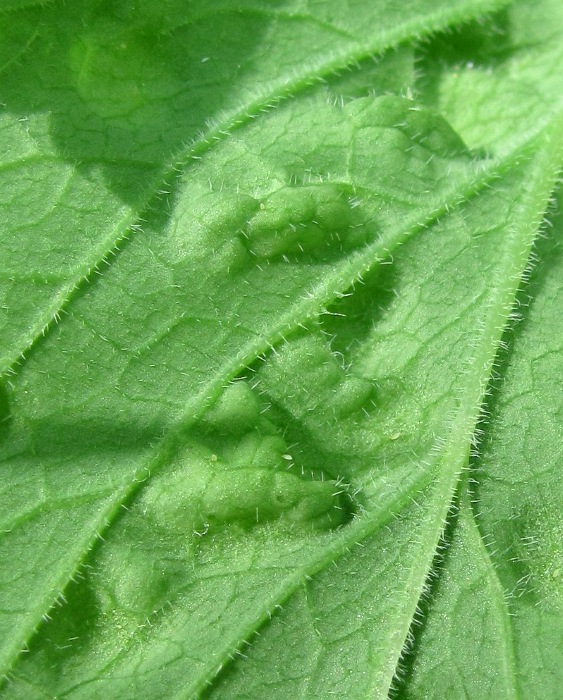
[1,1,562,699]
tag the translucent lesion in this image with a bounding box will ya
[141,380,353,537]
[242,183,373,261]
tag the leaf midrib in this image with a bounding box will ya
[465,491,520,700]
[374,117,563,697]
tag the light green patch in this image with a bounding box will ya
[245,184,370,260]
[205,381,262,434]
[142,450,349,536]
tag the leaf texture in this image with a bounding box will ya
[0,1,562,698]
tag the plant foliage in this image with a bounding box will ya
[1,0,562,698]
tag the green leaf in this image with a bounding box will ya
[416,0,563,152]
[1,1,562,699]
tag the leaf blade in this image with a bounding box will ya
[1,1,563,698]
